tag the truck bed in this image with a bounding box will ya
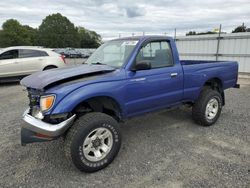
[180,60,238,102]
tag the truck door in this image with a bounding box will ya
[125,40,183,116]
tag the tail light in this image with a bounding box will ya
[60,55,66,64]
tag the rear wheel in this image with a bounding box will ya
[64,112,121,172]
[192,88,222,126]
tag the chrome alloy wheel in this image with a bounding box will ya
[83,127,113,162]
[205,98,219,120]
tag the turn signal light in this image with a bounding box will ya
[40,95,55,112]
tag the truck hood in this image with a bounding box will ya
[20,64,116,90]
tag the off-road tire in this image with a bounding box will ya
[192,88,222,126]
[64,112,121,172]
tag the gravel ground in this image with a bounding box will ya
[0,81,249,188]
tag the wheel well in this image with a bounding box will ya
[72,96,122,121]
[204,78,222,91]
[203,78,225,105]
[43,65,57,70]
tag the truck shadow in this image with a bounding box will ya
[36,107,195,174]
[122,106,194,131]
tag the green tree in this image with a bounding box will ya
[197,31,217,35]
[0,19,33,47]
[78,27,102,48]
[186,31,196,36]
[186,30,219,36]
[38,13,80,48]
[23,25,39,46]
[0,14,102,48]
[0,30,3,44]
[232,24,247,33]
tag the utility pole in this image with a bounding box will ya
[174,28,177,40]
[216,24,222,61]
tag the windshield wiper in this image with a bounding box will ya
[91,62,106,65]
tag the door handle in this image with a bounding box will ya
[14,62,19,64]
[171,73,178,77]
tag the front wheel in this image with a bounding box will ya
[192,88,222,126]
[64,112,121,172]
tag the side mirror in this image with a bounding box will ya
[133,60,152,71]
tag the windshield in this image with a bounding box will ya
[86,40,138,68]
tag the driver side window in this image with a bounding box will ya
[0,50,18,60]
[136,41,173,68]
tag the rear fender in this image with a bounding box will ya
[198,77,225,105]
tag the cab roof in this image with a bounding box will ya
[111,35,173,42]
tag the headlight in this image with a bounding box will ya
[40,95,56,112]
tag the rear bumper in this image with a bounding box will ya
[21,108,76,144]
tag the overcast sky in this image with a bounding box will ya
[0,0,250,40]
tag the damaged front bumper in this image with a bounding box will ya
[21,108,76,145]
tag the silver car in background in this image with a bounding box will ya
[0,46,67,80]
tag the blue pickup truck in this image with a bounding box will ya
[21,36,239,172]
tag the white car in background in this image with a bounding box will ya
[0,46,67,80]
